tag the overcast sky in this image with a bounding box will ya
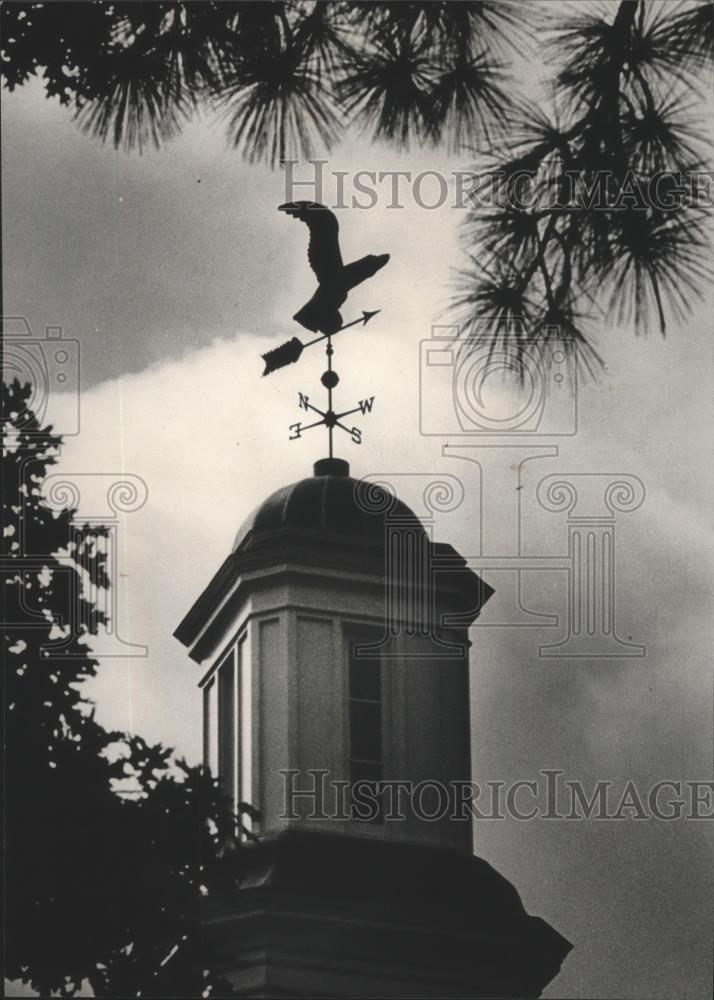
[3,24,713,1000]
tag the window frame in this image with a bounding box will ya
[344,624,385,823]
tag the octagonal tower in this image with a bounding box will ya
[175,457,491,852]
[174,457,570,998]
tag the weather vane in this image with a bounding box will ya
[261,201,389,457]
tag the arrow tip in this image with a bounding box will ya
[361,310,381,325]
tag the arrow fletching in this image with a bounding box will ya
[262,337,304,375]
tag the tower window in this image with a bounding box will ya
[238,633,252,833]
[202,677,214,770]
[347,633,383,821]
[217,648,236,806]
[211,636,252,835]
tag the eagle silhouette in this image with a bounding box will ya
[279,201,389,335]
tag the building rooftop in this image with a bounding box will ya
[233,459,424,555]
[175,459,493,663]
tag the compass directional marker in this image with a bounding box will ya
[289,397,375,449]
[335,397,375,420]
[298,392,325,417]
[261,310,380,376]
[289,416,326,440]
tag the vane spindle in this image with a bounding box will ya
[288,325,375,458]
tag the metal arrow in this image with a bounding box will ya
[301,310,381,349]
[261,310,381,376]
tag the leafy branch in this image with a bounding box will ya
[455,0,713,369]
[3,380,254,996]
[1,1,520,161]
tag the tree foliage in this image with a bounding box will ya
[456,0,713,367]
[0,1,517,159]
[2,1,711,361]
[3,380,252,996]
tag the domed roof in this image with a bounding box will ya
[175,458,493,659]
[233,459,424,554]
